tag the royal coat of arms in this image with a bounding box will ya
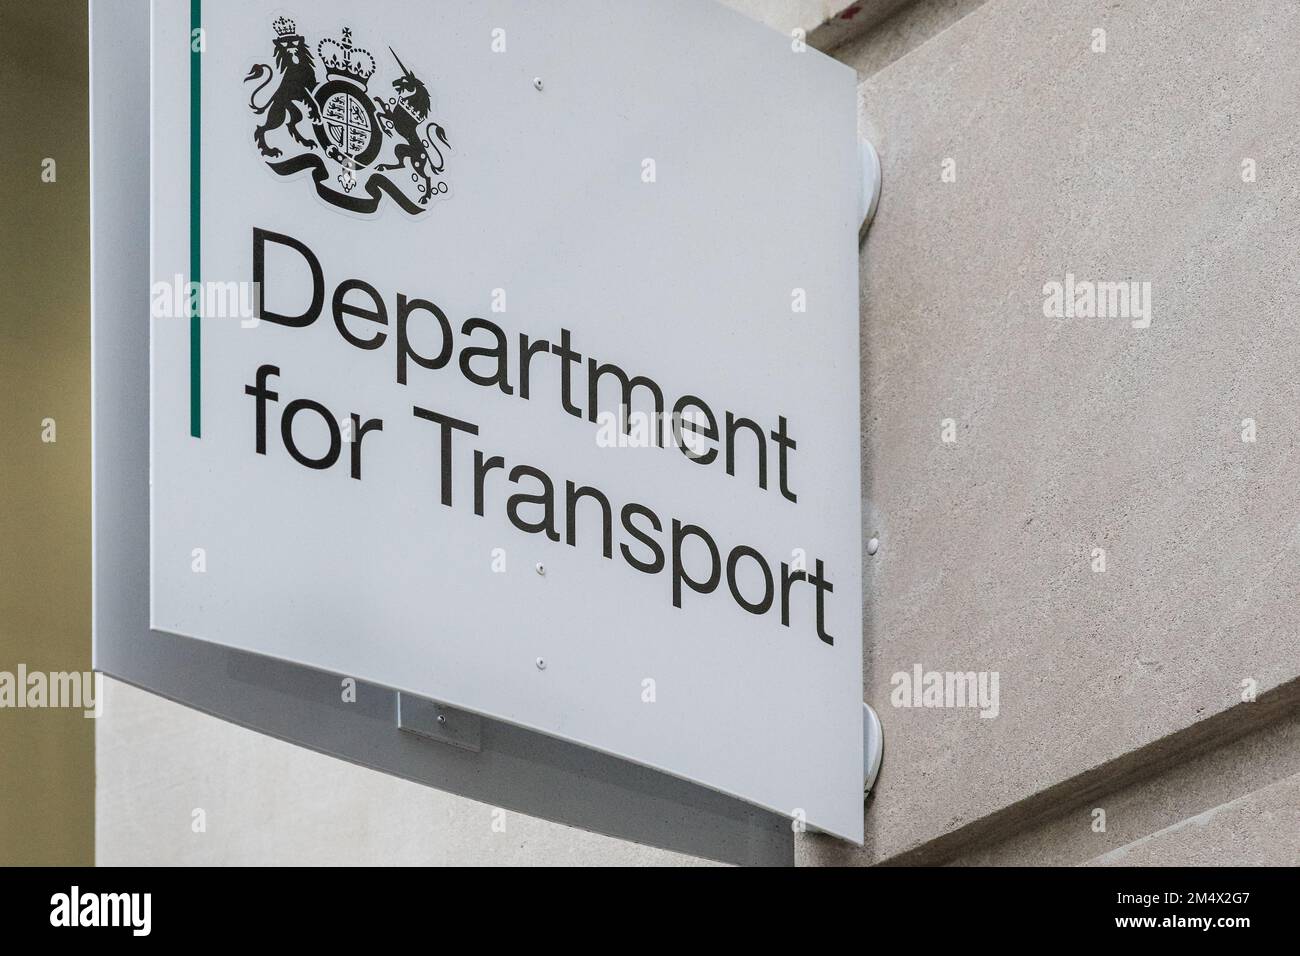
[243,16,451,216]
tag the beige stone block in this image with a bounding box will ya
[1087,771,1300,867]
[803,0,1300,865]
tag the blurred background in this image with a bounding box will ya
[0,0,93,864]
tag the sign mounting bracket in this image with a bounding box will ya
[860,139,882,241]
[398,694,483,753]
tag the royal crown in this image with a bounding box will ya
[318,28,376,85]
[272,16,297,38]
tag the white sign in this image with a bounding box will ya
[150,0,863,841]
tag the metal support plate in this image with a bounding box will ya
[398,695,483,753]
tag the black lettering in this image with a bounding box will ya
[244,365,280,455]
[518,334,551,401]
[550,328,584,418]
[252,228,323,328]
[281,399,341,471]
[620,504,665,575]
[459,318,514,395]
[672,395,719,465]
[397,295,453,385]
[588,359,665,447]
[473,451,506,517]
[412,406,479,506]
[771,415,797,503]
[727,546,774,615]
[725,412,768,490]
[808,558,835,646]
[671,519,721,609]
[333,279,388,350]
[566,482,613,558]
[780,563,807,627]
[507,465,561,542]
[349,414,383,480]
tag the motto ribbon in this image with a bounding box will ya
[267,152,428,216]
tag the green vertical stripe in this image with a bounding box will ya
[189,0,202,438]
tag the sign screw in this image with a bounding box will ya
[535,562,546,576]
[867,537,880,556]
[436,713,447,725]
[533,77,544,91]
[536,657,547,671]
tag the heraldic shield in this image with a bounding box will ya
[243,16,452,216]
